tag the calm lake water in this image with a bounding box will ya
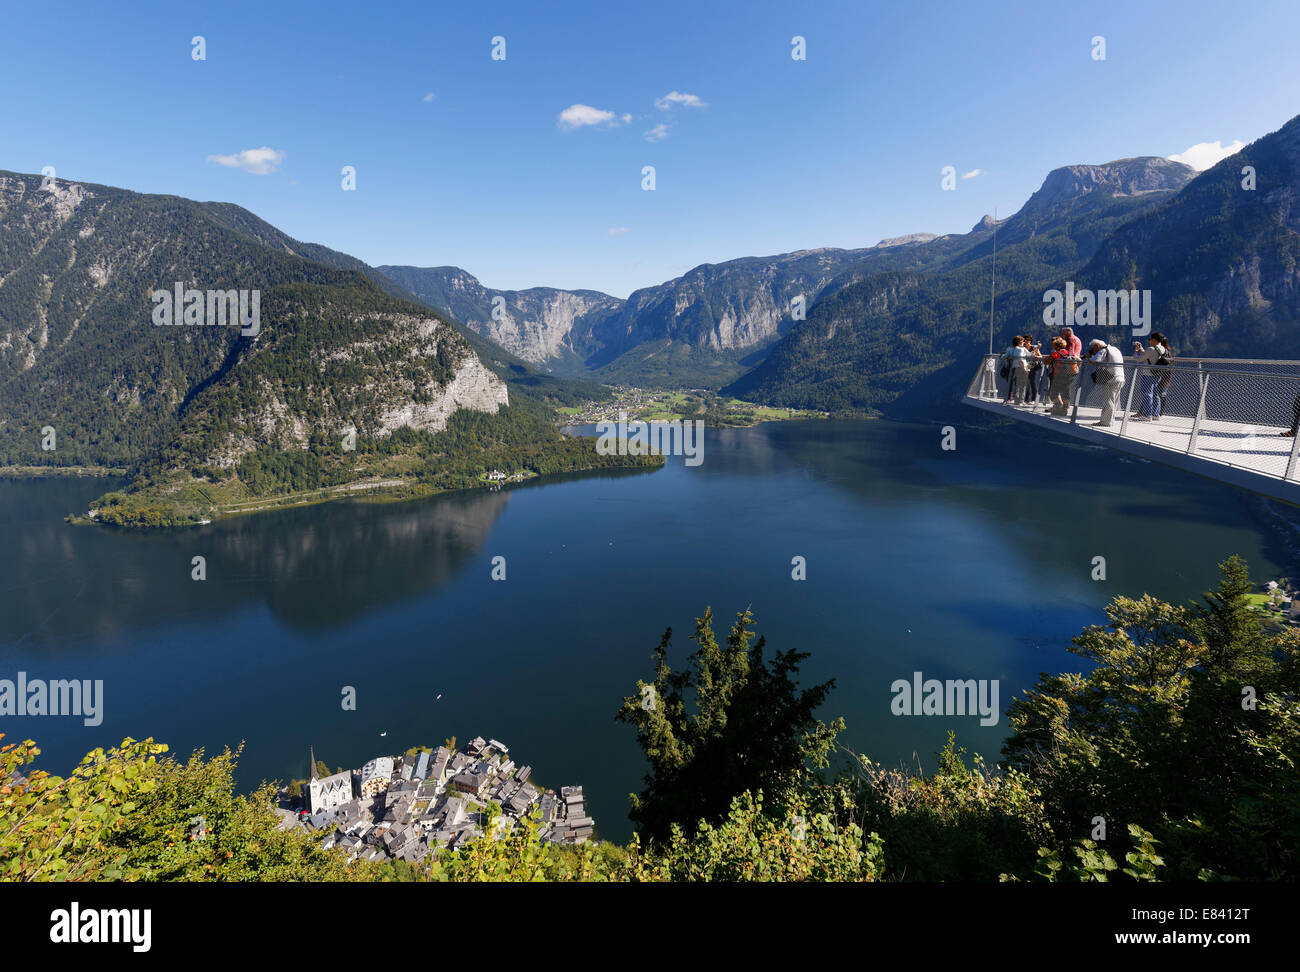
[2,418,1296,841]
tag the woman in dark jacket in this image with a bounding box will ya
[1023,335,1043,404]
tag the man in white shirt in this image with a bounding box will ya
[1088,339,1126,427]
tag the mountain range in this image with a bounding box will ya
[380,231,993,387]
[381,117,1299,414]
[379,154,1206,396]
[3,111,1299,521]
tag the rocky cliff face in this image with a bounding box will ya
[373,337,508,437]
[591,250,858,363]
[478,288,620,363]
[198,307,509,469]
[377,265,622,367]
[1019,157,1196,217]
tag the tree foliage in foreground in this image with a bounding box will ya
[615,606,842,842]
[0,737,410,883]
[1002,555,1300,880]
[847,732,1053,881]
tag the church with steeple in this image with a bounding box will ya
[306,746,354,815]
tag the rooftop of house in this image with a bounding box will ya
[299,734,593,867]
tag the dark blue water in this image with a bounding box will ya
[2,419,1293,840]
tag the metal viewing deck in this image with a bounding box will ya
[963,352,1300,505]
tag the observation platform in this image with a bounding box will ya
[963,353,1300,506]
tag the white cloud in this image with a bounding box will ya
[205,147,286,175]
[557,104,630,130]
[1167,139,1246,171]
[422,92,436,103]
[961,168,984,180]
[655,90,706,110]
[607,227,629,236]
[643,123,671,142]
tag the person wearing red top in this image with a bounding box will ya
[1059,327,1083,408]
[1046,337,1073,415]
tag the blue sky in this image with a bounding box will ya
[3,0,1298,298]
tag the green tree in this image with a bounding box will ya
[616,607,842,841]
[1,735,410,882]
[1003,557,1300,879]
[0,736,167,881]
[1193,555,1273,680]
[624,790,881,882]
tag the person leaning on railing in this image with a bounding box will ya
[1046,337,1074,415]
[1088,338,1126,427]
[1001,336,1030,405]
[1060,327,1083,408]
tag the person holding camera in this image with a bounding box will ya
[1088,339,1126,427]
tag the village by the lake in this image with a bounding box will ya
[277,736,594,865]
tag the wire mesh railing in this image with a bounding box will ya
[966,352,1300,482]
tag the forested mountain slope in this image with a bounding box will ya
[0,171,651,524]
[1080,115,1300,358]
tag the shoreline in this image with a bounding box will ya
[556,388,832,428]
[67,457,662,530]
[561,411,839,431]
[1,465,128,479]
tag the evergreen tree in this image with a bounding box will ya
[616,607,842,842]
[1192,554,1274,680]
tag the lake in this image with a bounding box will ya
[2,418,1295,841]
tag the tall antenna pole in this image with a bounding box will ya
[988,207,997,354]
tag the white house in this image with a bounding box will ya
[360,755,395,798]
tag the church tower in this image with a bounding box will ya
[306,746,353,815]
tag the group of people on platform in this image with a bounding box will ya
[1000,328,1173,428]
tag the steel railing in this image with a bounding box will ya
[966,352,1300,482]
